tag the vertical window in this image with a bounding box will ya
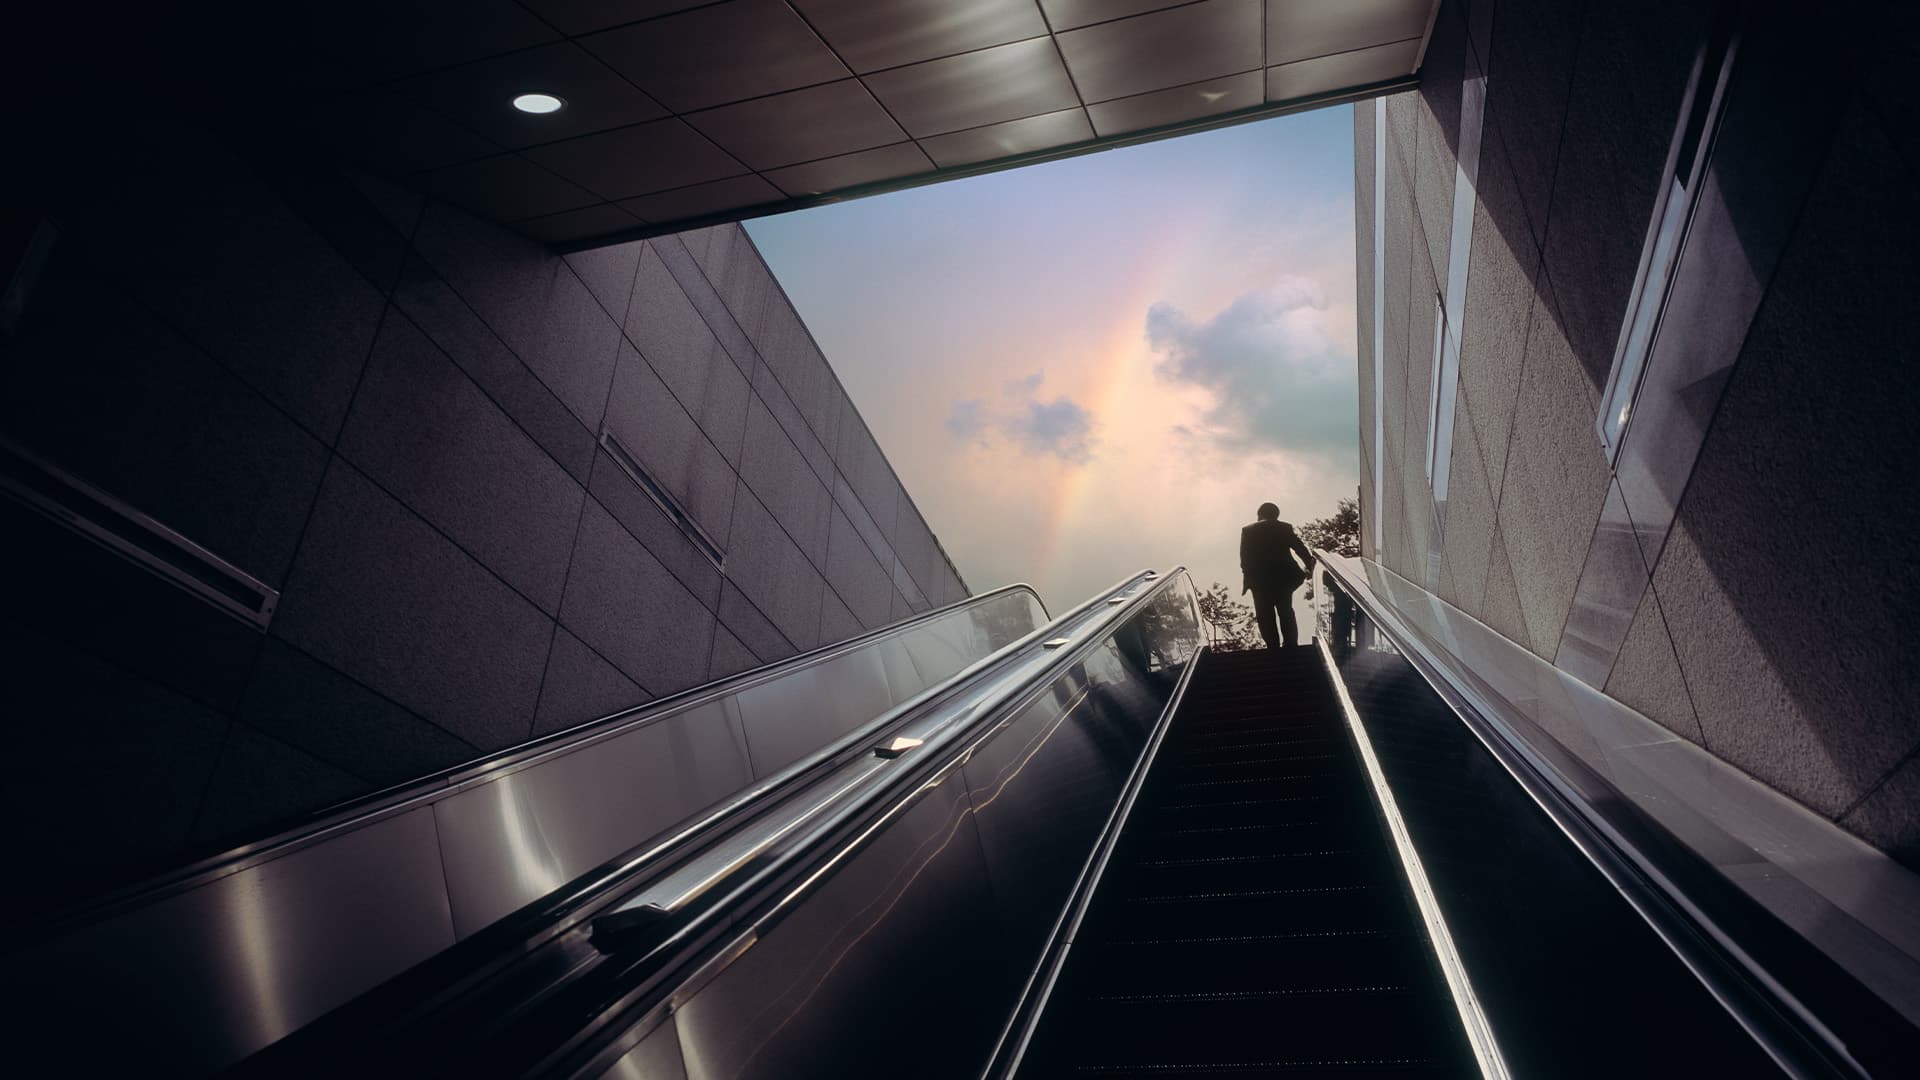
[1425,295,1447,483]
[1597,26,1739,462]
[1423,58,1486,591]
[1371,98,1387,555]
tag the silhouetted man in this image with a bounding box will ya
[1241,502,1314,650]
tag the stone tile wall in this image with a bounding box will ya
[1356,0,1917,866]
[0,74,967,908]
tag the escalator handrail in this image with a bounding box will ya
[978,611,1207,1078]
[532,568,1200,1077]
[590,567,1176,932]
[1313,550,1872,1079]
[219,570,1161,1076]
[39,581,1052,933]
[513,568,1159,941]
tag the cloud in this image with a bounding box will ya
[1005,397,1095,463]
[1147,278,1356,458]
[1005,371,1044,396]
[945,399,990,443]
[944,371,1096,464]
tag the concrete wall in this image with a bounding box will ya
[1358,0,1918,866]
[0,72,966,909]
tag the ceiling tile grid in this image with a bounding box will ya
[236,0,1434,243]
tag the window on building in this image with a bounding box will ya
[1598,24,1739,463]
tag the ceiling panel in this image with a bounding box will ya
[620,175,786,223]
[864,37,1079,138]
[920,108,1094,168]
[307,0,560,83]
[688,80,906,170]
[523,119,748,199]
[398,43,666,149]
[1265,37,1422,102]
[763,142,936,196]
[303,89,503,175]
[1086,71,1265,137]
[1038,1,1190,33]
[1266,0,1434,67]
[794,0,1050,73]
[415,154,601,220]
[519,0,713,37]
[138,0,1435,244]
[515,202,643,243]
[581,0,848,112]
[1056,0,1264,103]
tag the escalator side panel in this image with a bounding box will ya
[434,697,753,936]
[8,806,455,1077]
[669,779,1013,1080]
[1328,644,1782,1077]
[600,1018,689,1080]
[10,588,1048,1076]
[1019,649,1477,1078]
[618,582,1203,1079]
[962,638,1183,983]
[733,648,892,777]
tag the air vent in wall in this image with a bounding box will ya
[599,430,725,569]
[0,439,279,629]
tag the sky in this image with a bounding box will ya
[746,105,1359,620]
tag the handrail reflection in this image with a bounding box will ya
[51,581,1052,929]
[593,569,1181,939]
[1312,550,1907,1079]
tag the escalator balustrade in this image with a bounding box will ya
[1019,647,1475,1078]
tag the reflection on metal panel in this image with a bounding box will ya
[875,637,926,705]
[17,808,453,1075]
[674,780,1009,1080]
[900,608,978,685]
[17,584,1049,1074]
[1552,480,1652,687]
[1320,553,1920,1038]
[434,699,754,935]
[660,577,1204,1080]
[735,649,892,777]
[1316,571,1778,1077]
[599,1012,689,1080]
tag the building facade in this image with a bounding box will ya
[1,72,966,910]
[1357,0,1917,867]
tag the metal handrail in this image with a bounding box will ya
[40,580,1051,931]
[221,570,1167,1077]
[1312,550,1875,1079]
[591,568,1171,936]
[980,576,1206,1077]
[535,568,1197,1076]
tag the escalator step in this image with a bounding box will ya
[1017,650,1476,1079]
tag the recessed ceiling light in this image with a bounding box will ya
[512,93,565,115]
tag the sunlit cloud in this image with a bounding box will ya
[945,371,1096,464]
[1147,278,1356,460]
[945,399,990,444]
[748,105,1357,610]
[1006,396,1095,463]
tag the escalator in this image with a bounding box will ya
[1016,648,1475,1077]
[12,562,1917,1077]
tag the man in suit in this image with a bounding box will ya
[1241,502,1314,650]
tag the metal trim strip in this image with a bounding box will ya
[1314,634,1510,1080]
[980,603,1207,1078]
[0,437,279,629]
[1315,552,1870,1078]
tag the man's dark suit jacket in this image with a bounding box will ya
[1241,519,1313,593]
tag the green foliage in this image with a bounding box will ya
[1300,497,1361,558]
[1196,581,1262,652]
